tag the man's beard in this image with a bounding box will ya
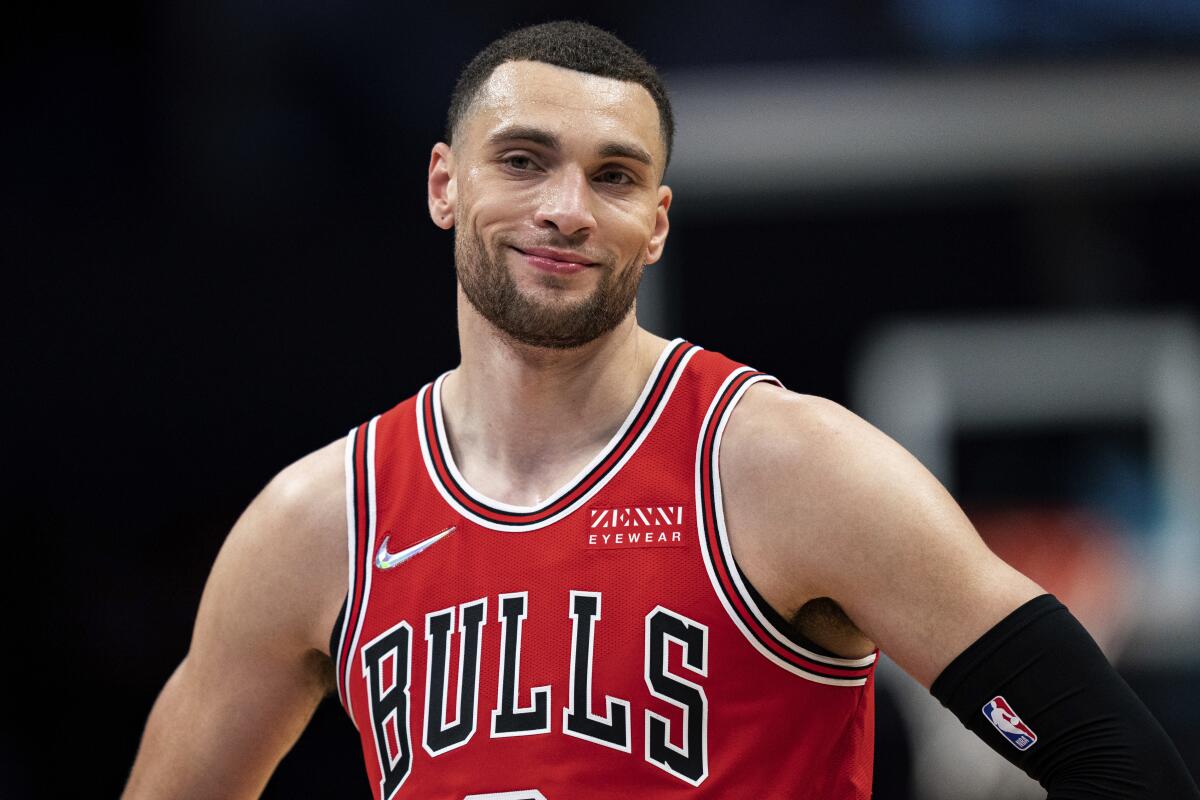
[455,226,643,350]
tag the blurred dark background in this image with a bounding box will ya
[7,2,1200,797]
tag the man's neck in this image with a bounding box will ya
[440,292,670,507]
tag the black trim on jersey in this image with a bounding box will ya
[423,340,694,525]
[329,594,348,668]
[335,423,364,713]
[695,369,875,683]
[735,562,844,660]
[340,419,380,715]
[425,341,689,518]
[700,416,872,676]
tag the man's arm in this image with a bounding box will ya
[122,439,347,800]
[721,384,1042,682]
[720,384,1198,797]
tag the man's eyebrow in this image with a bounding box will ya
[486,125,561,150]
[486,125,655,168]
[597,141,653,168]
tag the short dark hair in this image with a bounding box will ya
[445,21,675,171]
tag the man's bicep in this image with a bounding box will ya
[827,459,1043,688]
[767,395,1043,687]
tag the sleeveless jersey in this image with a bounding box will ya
[330,340,876,799]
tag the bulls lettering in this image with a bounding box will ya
[362,621,414,800]
[645,607,709,785]
[359,591,710,787]
[423,598,487,755]
[492,592,552,737]
[563,590,632,751]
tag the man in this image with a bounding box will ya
[123,21,1197,800]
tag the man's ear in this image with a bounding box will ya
[428,142,456,230]
[644,184,672,265]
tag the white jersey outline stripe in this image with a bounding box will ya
[418,345,700,532]
[694,368,875,685]
[710,376,878,670]
[344,416,382,718]
[335,426,358,716]
[433,338,686,515]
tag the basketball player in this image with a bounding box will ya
[123,22,1198,799]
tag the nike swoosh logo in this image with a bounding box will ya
[375,526,456,570]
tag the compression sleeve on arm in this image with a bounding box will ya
[929,594,1199,799]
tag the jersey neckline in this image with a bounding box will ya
[416,338,698,532]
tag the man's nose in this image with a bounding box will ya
[532,167,596,237]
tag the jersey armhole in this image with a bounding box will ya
[695,367,877,685]
[329,593,348,664]
[733,560,846,660]
[331,417,381,724]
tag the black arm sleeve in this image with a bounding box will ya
[929,594,1199,799]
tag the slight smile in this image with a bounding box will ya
[511,246,595,275]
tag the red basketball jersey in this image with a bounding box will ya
[330,340,876,799]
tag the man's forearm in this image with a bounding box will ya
[931,595,1199,798]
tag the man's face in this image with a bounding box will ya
[434,60,671,349]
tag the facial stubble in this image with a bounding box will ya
[455,226,644,350]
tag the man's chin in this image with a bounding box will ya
[516,283,597,310]
[458,239,637,351]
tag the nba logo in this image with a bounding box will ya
[982,696,1038,751]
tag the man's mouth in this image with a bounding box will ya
[512,246,595,275]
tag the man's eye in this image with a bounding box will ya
[505,155,535,170]
[597,170,632,185]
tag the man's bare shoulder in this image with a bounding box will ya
[719,382,894,499]
[721,380,978,539]
[717,384,904,617]
[204,436,348,659]
[720,382,846,442]
[255,437,346,546]
[720,380,967,556]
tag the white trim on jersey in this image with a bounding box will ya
[694,368,876,686]
[432,337,681,513]
[417,341,700,532]
[344,416,382,713]
[337,426,357,718]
